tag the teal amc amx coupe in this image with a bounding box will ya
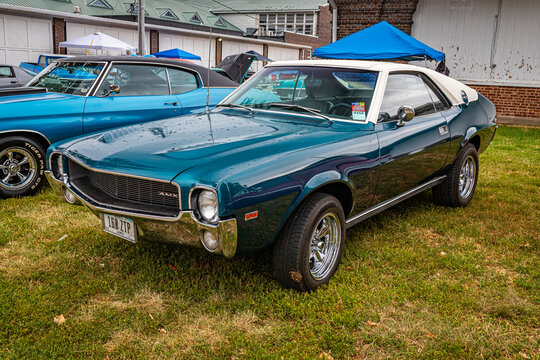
[46,60,497,291]
[0,56,237,198]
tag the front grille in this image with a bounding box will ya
[68,159,180,216]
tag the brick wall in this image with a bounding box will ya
[316,4,332,47]
[332,0,419,38]
[283,4,332,50]
[149,29,159,54]
[469,85,540,119]
[52,17,66,55]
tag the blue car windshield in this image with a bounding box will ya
[28,62,104,96]
[224,66,379,122]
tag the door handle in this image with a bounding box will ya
[10,81,16,84]
[164,101,178,106]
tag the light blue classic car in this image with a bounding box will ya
[47,60,497,291]
[19,54,73,76]
[0,56,237,197]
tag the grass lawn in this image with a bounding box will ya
[0,125,538,359]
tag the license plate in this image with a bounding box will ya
[102,214,137,243]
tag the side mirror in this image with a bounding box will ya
[100,84,120,97]
[397,105,415,126]
[110,84,120,94]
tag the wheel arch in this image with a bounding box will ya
[461,127,481,151]
[0,130,51,152]
[275,171,354,239]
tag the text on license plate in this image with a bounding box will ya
[102,214,136,243]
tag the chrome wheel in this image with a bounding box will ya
[0,147,37,191]
[458,155,476,199]
[309,212,341,280]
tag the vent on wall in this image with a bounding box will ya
[159,8,178,20]
[214,17,225,27]
[189,13,202,24]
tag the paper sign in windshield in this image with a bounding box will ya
[352,102,366,121]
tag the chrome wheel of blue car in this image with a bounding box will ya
[309,212,341,281]
[0,147,37,191]
[0,137,46,198]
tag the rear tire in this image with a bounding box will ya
[433,143,479,207]
[0,136,46,198]
[273,193,345,292]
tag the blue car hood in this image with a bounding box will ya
[60,110,372,182]
[0,92,81,106]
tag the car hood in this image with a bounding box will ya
[0,91,80,105]
[59,110,373,182]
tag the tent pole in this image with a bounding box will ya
[86,37,94,56]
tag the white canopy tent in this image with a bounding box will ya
[59,32,137,53]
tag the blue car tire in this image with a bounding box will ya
[0,136,46,198]
[433,143,479,207]
[273,193,346,292]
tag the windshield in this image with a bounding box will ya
[28,62,104,96]
[224,66,379,121]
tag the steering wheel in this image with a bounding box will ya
[328,103,352,117]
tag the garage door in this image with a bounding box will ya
[0,14,52,66]
[159,33,214,67]
[268,46,300,62]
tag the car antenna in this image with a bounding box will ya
[205,24,213,113]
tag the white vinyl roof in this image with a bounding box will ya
[267,60,478,106]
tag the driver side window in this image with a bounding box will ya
[97,64,169,96]
[378,73,437,122]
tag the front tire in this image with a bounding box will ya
[273,193,345,292]
[433,143,479,207]
[0,136,46,198]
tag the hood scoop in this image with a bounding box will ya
[99,126,137,144]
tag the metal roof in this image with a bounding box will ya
[0,0,242,32]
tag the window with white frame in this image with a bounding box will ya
[258,12,315,36]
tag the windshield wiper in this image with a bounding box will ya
[215,103,254,113]
[266,103,332,124]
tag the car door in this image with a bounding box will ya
[83,63,182,134]
[374,72,451,200]
[167,66,233,114]
[166,66,206,114]
[0,66,19,88]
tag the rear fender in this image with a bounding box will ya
[461,124,496,154]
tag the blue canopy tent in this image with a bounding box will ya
[313,21,444,61]
[152,48,201,60]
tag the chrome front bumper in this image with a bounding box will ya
[45,171,238,258]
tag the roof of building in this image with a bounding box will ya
[266,59,478,106]
[207,0,328,13]
[0,0,242,32]
[57,56,238,87]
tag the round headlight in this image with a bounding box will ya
[197,190,218,222]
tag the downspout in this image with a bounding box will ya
[328,0,338,42]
